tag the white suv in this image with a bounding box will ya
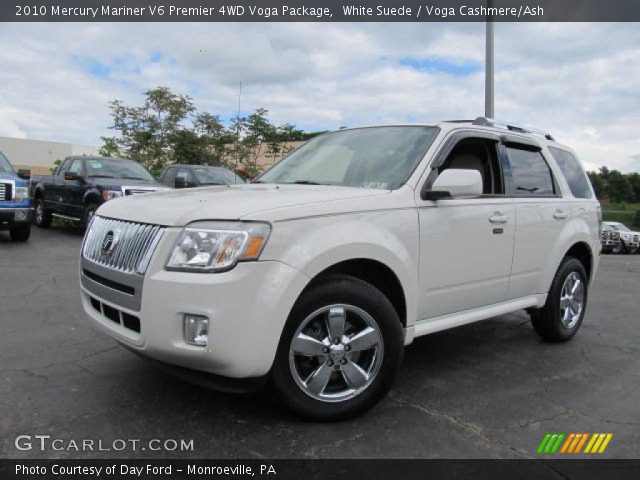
[80,118,601,420]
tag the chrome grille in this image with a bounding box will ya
[0,182,11,201]
[82,216,165,275]
[601,230,610,241]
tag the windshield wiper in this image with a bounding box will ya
[290,180,321,185]
[516,186,539,193]
[88,175,115,178]
[122,176,147,180]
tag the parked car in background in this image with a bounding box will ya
[0,151,31,241]
[31,156,169,229]
[600,223,623,254]
[602,221,639,253]
[160,164,246,188]
[80,118,600,420]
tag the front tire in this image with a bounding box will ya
[82,203,98,230]
[34,198,52,228]
[9,223,31,242]
[271,275,404,421]
[530,257,588,342]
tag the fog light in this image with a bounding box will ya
[15,210,27,221]
[184,314,209,346]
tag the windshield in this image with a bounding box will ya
[85,158,154,182]
[0,152,13,173]
[256,126,437,190]
[610,223,630,232]
[192,167,244,185]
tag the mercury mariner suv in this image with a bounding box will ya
[80,118,601,420]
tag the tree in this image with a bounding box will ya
[104,87,310,175]
[98,136,120,157]
[587,171,606,198]
[606,171,633,204]
[107,86,195,170]
[626,172,640,203]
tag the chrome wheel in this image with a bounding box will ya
[560,272,584,329]
[288,304,384,403]
[35,202,43,224]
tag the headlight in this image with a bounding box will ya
[14,186,28,203]
[102,190,123,201]
[621,233,631,239]
[166,221,271,273]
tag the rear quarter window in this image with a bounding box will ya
[506,146,556,196]
[548,147,592,199]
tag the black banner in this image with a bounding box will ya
[3,460,640,480]
[3,0,640,22]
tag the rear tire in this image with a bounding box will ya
[9,223,31,242]
[271,274,404,421]
[34,198,52,228]
[530,257,588,342]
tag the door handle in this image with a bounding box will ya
[489,214,508,224]
[553,210,569,220]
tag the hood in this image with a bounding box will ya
[95,178,164,189]
[97,184,390,226]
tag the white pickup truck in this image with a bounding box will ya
[80,118,601,420]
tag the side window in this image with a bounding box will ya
[68,160,83,176]
[176,169,191,183]
[163,167,177,186]
[437,137,504,195]
[506,147,556,196]
[548,147,592,199]
[57,159,72,176]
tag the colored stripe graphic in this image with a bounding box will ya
[542,433,613,455]
[537,433,566,454]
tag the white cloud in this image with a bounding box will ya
[0,22,638,171]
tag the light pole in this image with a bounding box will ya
[485,0,494,119]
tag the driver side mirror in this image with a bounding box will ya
[64,171,82,182]
[422,169,483,201]
[17,169,31,180]
[174,177,186,188]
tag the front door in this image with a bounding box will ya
[416,132,516,320]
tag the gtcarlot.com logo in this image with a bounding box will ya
[15,435,194,452]
[537,432,613,455]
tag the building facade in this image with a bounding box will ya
[0,136,98,175]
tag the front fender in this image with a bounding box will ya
[83,188,102,206]
[261,210,420,326]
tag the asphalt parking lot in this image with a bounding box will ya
[1,226,639,459]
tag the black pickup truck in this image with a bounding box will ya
[30,155,168,228]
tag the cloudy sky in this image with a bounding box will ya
[1,22,639,172]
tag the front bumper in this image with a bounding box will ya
[621,239,640,248]
[0,207,31,228]
[81,240,310,379]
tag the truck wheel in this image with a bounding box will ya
[82,203,98,230]
[10,223,31,242]
[271,274,404,421]
[530,257,588,342]
[611,243,623,254]
[34,198,52,228]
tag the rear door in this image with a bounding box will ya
[48,158,72,212]
[503,137,569,299]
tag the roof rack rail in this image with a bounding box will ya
[470,117,555,141]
